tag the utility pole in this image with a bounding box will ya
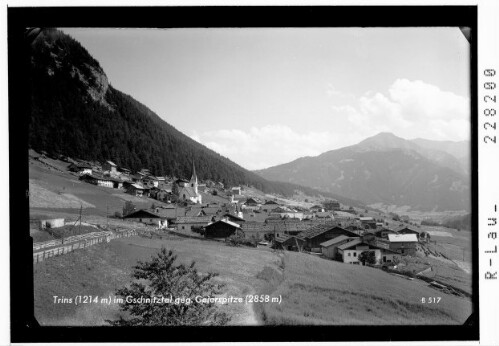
[107,205,109,229]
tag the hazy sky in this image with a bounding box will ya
[61,27,470,170]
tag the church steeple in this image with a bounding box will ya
[190,160,198,193]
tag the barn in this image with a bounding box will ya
[297,224,360,252]
[204,219,242,239]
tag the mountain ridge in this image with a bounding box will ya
[255,132,470,212]
[27,28,362,206]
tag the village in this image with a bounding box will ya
[31,153,446,275]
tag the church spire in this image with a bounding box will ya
[190,160,197,183]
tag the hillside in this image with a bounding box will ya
[255,133,470,212]
[34,235,471,326]
[27,28,359,205]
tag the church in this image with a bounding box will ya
[173,162,202,204]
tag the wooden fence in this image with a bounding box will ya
[33,229,137,264]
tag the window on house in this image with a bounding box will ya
[353,252,356,256]
[182,226,185,230]
[348,253,351,256]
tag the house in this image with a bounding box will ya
[273,234,306,252]
[231,187,242,195]
[261,200,280,212]
[244,197,262,206]
[204,219,242,239]
[315,211,334,220]
[123,209,168,228]
[387,234,419,255]
[174,216,213,232]
[395,226,420,240]
[79,173,123,189]
[374,228,399,240]
[102,161,118,176]
[310,205,325,213]
[126,183,146,197]
[143,176,159,188]
[333,211,356,222]
[320,235,357,260]
[358,217,377,229]
[325,200,341,211]
[297,224,360,252]
[337,239,400,265]
[279,212,304,221]
[68,162,92,175]
[174,162,202,204]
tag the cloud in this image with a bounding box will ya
[332,79,470,141]
[191,125,358,170]
[192,79,470,170]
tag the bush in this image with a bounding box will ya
[123,201,136,217]
[107,248,230,326]
[114,211,122,219]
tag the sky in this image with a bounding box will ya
[60,27,471,170]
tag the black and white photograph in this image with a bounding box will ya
[7,5,485,344]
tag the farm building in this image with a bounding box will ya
[358,217,377,229]
[126,183,146,197]
[175,216,213,232]
[68,162,92,175]
[261,200,280,212]
[273,234,305,252]
[297,224,360,252]
[102,160,118,176]
[40,218,65,229]
[231,187,242,195]
[123,209,167,228]
[387,234,419,255]
[373,228,399,240]
[337,239,401,265]
[320,235,357,260]
[244,197,262,207]
[204,219,242,239]
[395,226,420,240]
[79,173,123,189]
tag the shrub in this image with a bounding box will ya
[114,211,122,219]
[107,248,230,326]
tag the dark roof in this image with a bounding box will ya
[124,209,162,219]
[320,235,354,248]
[264,200,279,205]
[395,226,420,234]
[223,213,245,222]
[205,219,241,230]
[315,212,334,218]
[175,216,213,224]
[298,224,355,240]
[337,239,363,250]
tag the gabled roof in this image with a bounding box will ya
[223,213,245,222]
[297,224,351,239]
[130,183,145,190]
[124,209,161,219]
[175,216,213,224]
[106,160,117,166]
[395,225,420,234]
[264,200,279,205]
[337,238,363,250]
[320,235,354,248]
[207,219,241,229]
[388,234,418,243]
[71,162,92,169]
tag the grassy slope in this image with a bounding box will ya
[260,251,472,325]
[29,160,169,217]
[34,234,472,326]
